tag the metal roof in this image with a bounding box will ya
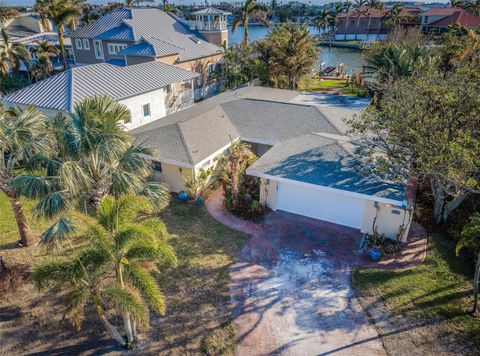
[13,32,71,47]
[68,8,223,62]
[247,133,406,202]
[119,37,184,58]
[192,7,232,15]
[3,61,199,112]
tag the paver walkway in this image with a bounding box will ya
[206,189,427,356]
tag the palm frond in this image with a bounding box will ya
[59,160,91,195]
[40,216,75,250]
[31,258,78,289]
[102,284,149,329]
[124,263,166,315]
[11,174,51,199]
[140,182,170,212]
[33,191,70,219]
[139,218,169,240]
[65,286,89,331]
[126,238,177,268]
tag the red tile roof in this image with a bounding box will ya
[428,9,480,28]
[422,7,460,16]
[337,5,419,19]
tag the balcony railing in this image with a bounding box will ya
[165,89,194,116]
[186,20,228,31]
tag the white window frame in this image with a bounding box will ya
[93,39,103,59]
[82,39,90,50]
[142,103,151,118]
[107,43,127,55]
[75,38,83,50]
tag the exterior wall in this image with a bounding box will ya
[259,178,278,211]
[198,30,229,47]
[175,53,223,80]
[162,163,193,193]
[119,87,167,130]
[72,38,103,65]
[125,55,154,66]
[156,54,180,65]
[361,200,412,242]
[102,40,133,63]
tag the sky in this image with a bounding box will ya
[2,0,451,9]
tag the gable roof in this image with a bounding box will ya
[68,8,222,62]
[192,7,232,15]
[428,9,480,28]
[132,87,346,167]
[120,37,183,58]
[3,61,199,112]
[247,133,406,202]
[422,7,460,16]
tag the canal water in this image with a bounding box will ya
[228,25,366,74]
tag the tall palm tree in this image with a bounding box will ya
[0,106,52,246]
[314,8,332,34]
[343,1,354,39]
[385,3,405,28]
[365,0,383,36]
[36,0,81,70]
[35,40,59,74]
[465,0,480,15]
[232,0,270,46]
[34,0,52,32]
[13,96,170,243]
[32,195,177,347]
[0,29,31,75]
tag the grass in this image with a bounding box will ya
[299,78,368,97]
[352,234,480,352]
[0,193,250,355]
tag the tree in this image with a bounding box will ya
[0,29,30,75]
[34,0,52,31]
[13,96,170,243]
[32,195,177,347]
[385,3,406,28]
[0,6,19,23]
[314,8,333,34]
[255,23,319,89]
[347,65,480,224]
[232,0,270,46]
[35,40,59,74]
[456,213,480,315]
[365,0,383,36]
[0,105,52,246]
[37,0,81,70]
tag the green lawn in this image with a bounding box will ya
[300,78,368,97]
[352,234,480,352]
[0,192,250,355]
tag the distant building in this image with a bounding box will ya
[0,12,51,42]
[335,5,421,41]
[421,7,480,32]
[68,8,225,80]
[2,61,199,130]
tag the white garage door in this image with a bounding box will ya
[276,181,366,229]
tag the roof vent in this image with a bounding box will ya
[189,35,201,43]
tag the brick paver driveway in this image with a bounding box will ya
[230,211,386,356]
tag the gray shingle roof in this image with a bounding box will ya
[3,61,199,112]
[131,87,347,167]
[68,8,222,62]
[247,133,406,202]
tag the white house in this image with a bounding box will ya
[2,61,199,130]
[131,86,414,242]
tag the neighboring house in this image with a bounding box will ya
[67,7,225,99]
[13,32,74,71]
[132,86,413,242]
[335,6,421,40]
[2,61,199,130]
[0,12,52,42]
[421,7,480,32]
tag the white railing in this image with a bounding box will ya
[165,89,194,116]
[186,20,228,31]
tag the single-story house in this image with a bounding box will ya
[132,87,413,242]
[2,61,199,130]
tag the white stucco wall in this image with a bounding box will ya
[259,178,278,211]
[119,88,167,130]
[361,200,412,242]
[161,163,193,193]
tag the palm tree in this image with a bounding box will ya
[0,29,31,75]
[464,0,480,15]
[343,1,354,40]
[385,3,405,28]
[13,96,170,243]
[232,0,270,46]
[34,0,52,32]
[314,8,332,34]
[456,213,480,314]
[35,40,59,74]
[365,0,383,37]
[32,195,177,347]
[0,106,52,246]
[37,0,81,70]
[0,7,19,24]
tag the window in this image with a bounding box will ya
[152,160,162,172]
[83,39,90,50]
[94,40,103,59]
[207,63,215,74]
[143,103,151,117]
[107,43,127,55]
[75,38,83,50]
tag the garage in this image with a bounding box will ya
[276,181,367,229]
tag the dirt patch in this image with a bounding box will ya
[355,292,478,356]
